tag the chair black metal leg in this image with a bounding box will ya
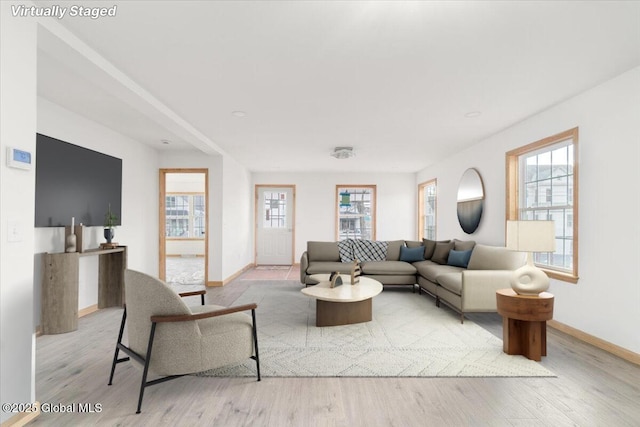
[108,307,128,385]
[251,308,261,381]
[136,322,157,414]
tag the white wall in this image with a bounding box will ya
[0,2,38,421]
[34,98,160,324]
[417,67,640,354]
[252,172,417,261]
[222,155,253,279]
[166,240,205,256]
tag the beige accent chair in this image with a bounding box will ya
[108,269,260,414]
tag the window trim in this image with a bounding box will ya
[418,179,437,240]
[335,185,377,241]
[506,127,579,283]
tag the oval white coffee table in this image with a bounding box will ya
[302,275,383,327]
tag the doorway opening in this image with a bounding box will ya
[160,169,208,288]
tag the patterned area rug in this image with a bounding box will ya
[165,257,205,286]
[198,281,555,378]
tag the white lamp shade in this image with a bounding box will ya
[506,220,556,253]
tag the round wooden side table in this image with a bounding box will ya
[496,288,554,361]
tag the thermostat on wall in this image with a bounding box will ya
[6,147,32,170]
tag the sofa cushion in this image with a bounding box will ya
[453,239,476,251]
[337,239,355,262]
[447,249,473,268]
[414,260,464,283]
[432,241,455,265]
[399,246,425,262]
[467,244,526,270]
[360,261,417,275]
[422,239,450,259]
[308,241,340,262]
[307,261,351,275]
[386,240,404,261]
[437,273,463,296]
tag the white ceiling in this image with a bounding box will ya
[36,1,640,172]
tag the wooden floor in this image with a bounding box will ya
[30,269,640,426]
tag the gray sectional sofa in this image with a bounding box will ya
[300,239,526,322]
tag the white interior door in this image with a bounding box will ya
[256,186,294,265]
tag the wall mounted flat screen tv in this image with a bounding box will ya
[35,133,122,227]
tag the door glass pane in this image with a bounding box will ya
[263,191,287,229]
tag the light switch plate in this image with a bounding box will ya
[7,220,22,242]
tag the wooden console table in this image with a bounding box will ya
[496,288,554,361]
[41,246,127,334]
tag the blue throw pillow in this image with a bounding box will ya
[447,249,473,268]
[400,245,425,262]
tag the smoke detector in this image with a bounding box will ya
[330,146,355,159]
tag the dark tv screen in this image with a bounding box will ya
[35,133,122,227]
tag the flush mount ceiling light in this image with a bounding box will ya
[232,110,247,117]
[161,139,171,145]
[465,111,482,118]
[331,146,355,159]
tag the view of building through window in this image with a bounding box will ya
[521,143,574,270]
[165,194,206,238]
[507,127,578,282]
[418,180,437,240]
[336,186,376,240]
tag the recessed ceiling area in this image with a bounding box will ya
[35,1,640,172]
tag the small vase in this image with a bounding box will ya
[104,228,114,243]
[65,233,77,253]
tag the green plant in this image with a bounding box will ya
[104,204,119,228]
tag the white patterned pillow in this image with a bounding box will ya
[352,240,389,262]
[337,239,355,263]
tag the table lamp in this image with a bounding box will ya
[506,220,556,295]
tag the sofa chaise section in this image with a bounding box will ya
[418,244,526,322]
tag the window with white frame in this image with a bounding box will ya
[506,128,579,282]
[418,179,437,240]
[336,185,376,241]
[165,194,206,238]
